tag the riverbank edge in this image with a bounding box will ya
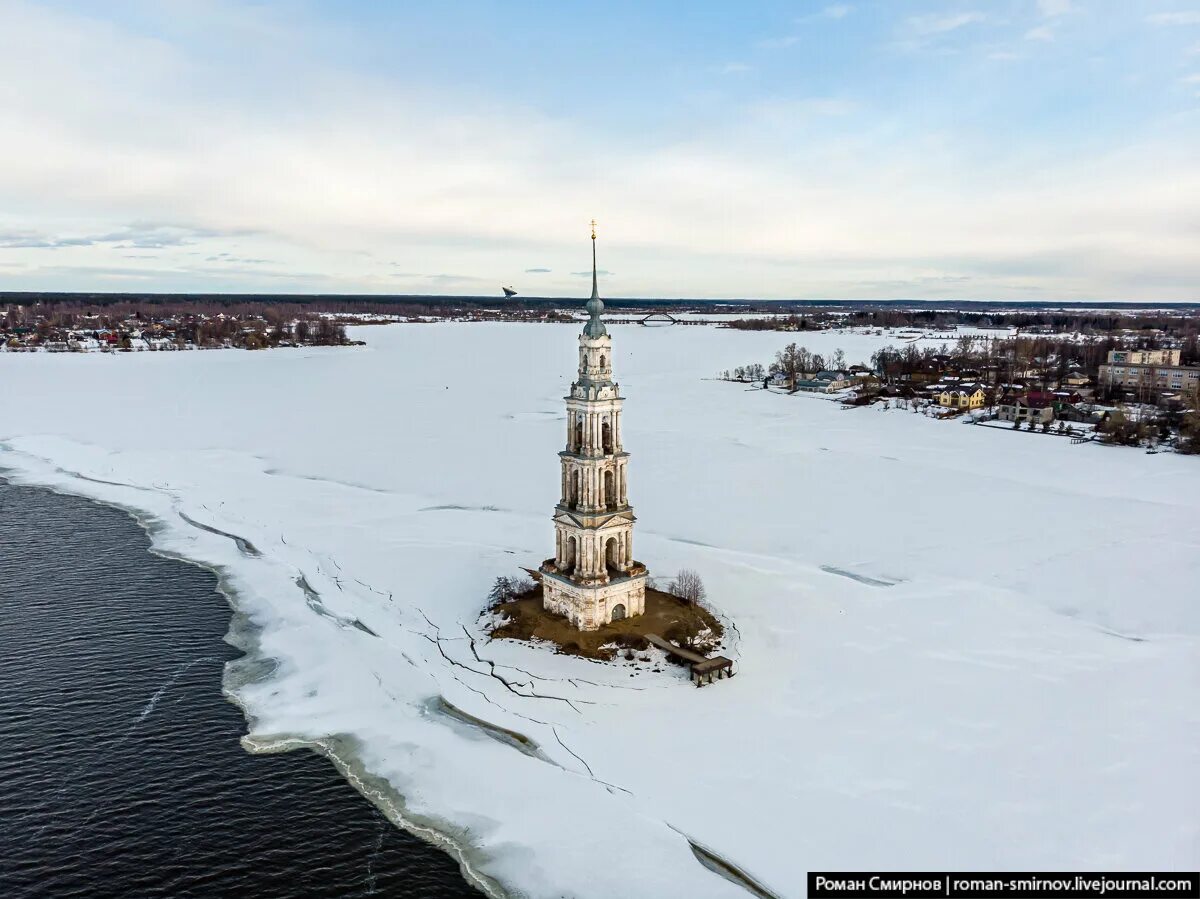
[0,461,507,899]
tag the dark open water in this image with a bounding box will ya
[0,478,479,898]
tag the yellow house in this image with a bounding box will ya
[938,385,988,409]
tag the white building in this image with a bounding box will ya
[540,226,648,630]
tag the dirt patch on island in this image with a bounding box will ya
[486,585,723,662]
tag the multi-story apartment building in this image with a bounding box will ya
[1098,348,1197,395]
[1107,349,1181,366]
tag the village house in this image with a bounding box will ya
[1056,402,1108,425]
[67,333,102,351]
[1051,390,1084,411]
[792,378,827,393]
[818,370,854,390]
[938,383,989,410]
[998,391,1055,425]
[794,370,853,393]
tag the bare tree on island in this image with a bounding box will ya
[669,569,707,605]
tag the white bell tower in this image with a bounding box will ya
[540,222,648,630]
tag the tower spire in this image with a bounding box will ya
[583,219,606,338]
[590,218,599,300]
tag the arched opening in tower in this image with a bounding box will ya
[605,536,621,576]
[570,470,580,509]
[601,420,613,454]
[603,469,616,510]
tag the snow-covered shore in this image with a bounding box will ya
[2,323,1196,897]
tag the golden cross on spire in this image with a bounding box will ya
[590,218,598,240]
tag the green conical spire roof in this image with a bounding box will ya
[583,224,607,338]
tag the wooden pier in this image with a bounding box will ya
[646,634,734,687]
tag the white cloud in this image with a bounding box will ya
[1025,25,1056,41]
[795,5,853,24]
[906,11,988,36]
[1181,72,1200,82]
[749,97,857,119]
[1037,0,1075,16]
[1147,11,1200,25]
[713,62,752,74]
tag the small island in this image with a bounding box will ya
[486,573,724,662]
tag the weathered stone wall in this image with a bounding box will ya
[542,572,647,631]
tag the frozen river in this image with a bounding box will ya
[1,322,1197,897]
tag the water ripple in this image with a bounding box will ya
[0,479,477,899]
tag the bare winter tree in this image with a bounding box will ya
[669,569,706,604]
[831,348,847,371]
[797,346,812,375]
[775,343,804,392]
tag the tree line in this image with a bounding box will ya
[720,345,853,390]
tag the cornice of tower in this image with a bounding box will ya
[566,386,622,402]
[558,449,629,461]
[554,507,637,528]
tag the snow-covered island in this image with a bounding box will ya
[1,316,1196,898]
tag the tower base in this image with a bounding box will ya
[539,565,647,631]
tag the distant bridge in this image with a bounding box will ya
[640,312,679,325]
[604,311,706,326]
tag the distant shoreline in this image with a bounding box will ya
[3,290,1198,312]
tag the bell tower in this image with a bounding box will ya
[540,222,648,630]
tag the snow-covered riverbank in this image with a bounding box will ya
[2,322,1196,897]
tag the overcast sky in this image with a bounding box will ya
[1,0,1198,300]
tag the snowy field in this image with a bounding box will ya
[1,323,1197,898]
